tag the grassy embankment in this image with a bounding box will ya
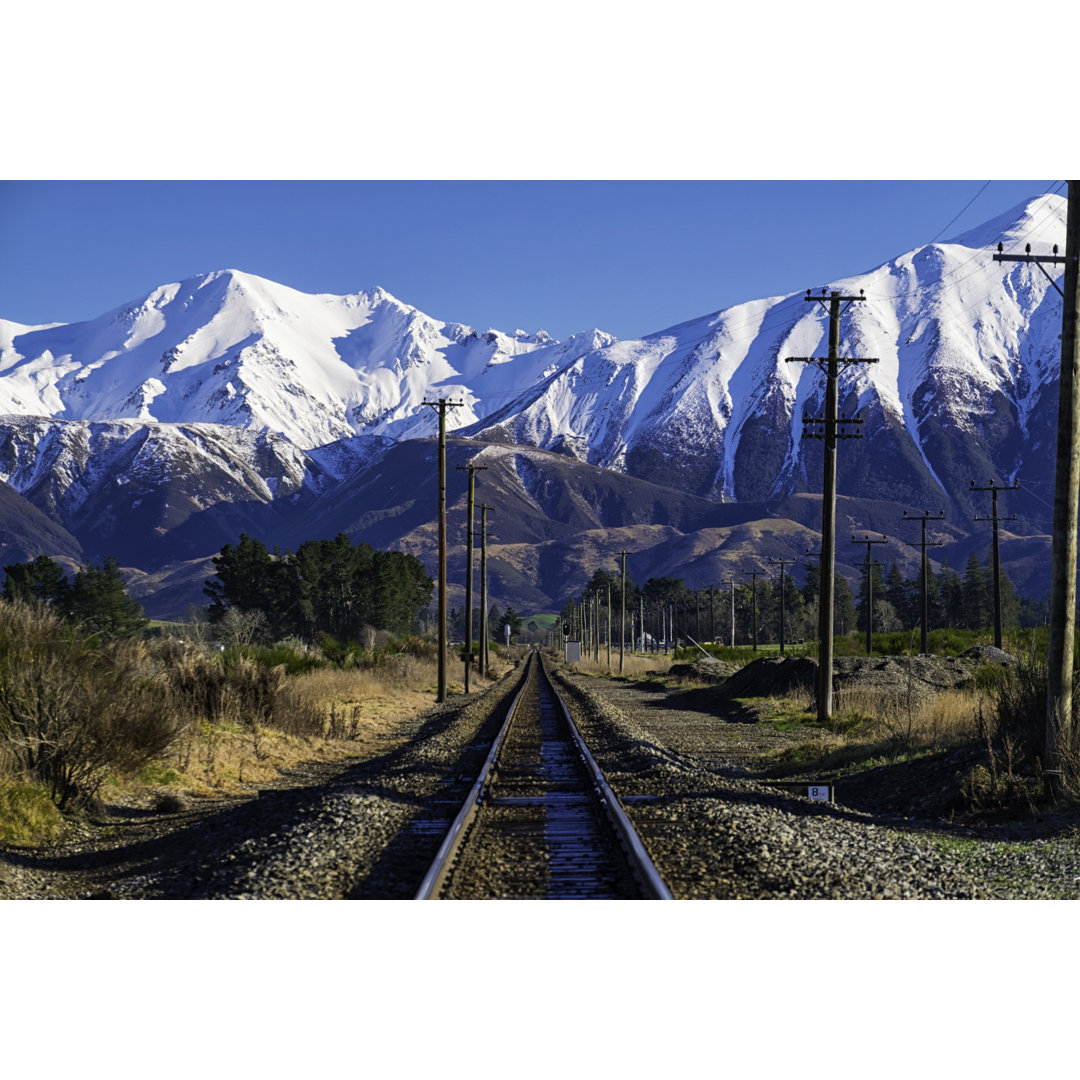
[0,600,512,847]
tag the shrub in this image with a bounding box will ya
[235,644,325,676]
[164,649,286,730]
[0,599,183,809]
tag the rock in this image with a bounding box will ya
[961,645,1016,666]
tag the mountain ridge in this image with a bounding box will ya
[0,194,1066,617]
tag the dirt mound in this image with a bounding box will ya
[716,650,1015,707]
[719,656,818,699]
[668,657,741,683]
[833,654,979,697]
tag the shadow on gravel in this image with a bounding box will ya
[344,698,516,899]
[584,675,763,723]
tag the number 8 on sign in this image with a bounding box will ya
[808,786,829,802]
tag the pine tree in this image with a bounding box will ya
[500,605,523,638]
[962,552,987,630]
[834,573,857,636]
[69,556,147,640]
[3,555,71,608]
[885,561,910,628]
[855,558,887,633]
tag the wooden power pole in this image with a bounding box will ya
[787,290,877,721]
[1045,183,1080,782]
[994,196,1077,782]
[970,479,1018,650]
[902,510,945,655]
[617,550,630,674]
[722,578,736,647]
[424,398,463,703]
[850,534,889,655]
[746,569,762,652]
[456,463,486,693]
[768,558,795,655]
[478,504,493,679]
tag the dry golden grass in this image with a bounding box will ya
[124,651,515,803]
[0,780,65,847]
[563,652,674,679]
[830,685,984,750]
[759,684,987,773]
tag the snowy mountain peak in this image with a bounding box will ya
[0,269,614,449]
[945,192,1067,252]
[0,193,1065,533]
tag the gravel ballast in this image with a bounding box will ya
[4,654,1079,900]
[550,666,1080,899]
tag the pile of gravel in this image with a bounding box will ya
[716,656,817,699]
[667,657,741,682]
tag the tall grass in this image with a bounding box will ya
[0,600,460,818]
[0,599,183,809]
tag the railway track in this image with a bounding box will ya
[415,651,671,900]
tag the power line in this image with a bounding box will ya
[926,181,993,246]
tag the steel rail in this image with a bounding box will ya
[412,659,532,900]
[544,669,673,901]
[415,651,671,900]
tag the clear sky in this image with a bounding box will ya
[0,180,1058,341]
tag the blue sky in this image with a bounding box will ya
[0,180,1057,341]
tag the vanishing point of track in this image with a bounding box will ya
[415,651,671,900]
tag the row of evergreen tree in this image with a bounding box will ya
[566,551,1040,646]
[205,533,433,642]
[2,533,434,646]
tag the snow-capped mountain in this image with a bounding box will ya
[0,416,380,567]
[464,193,1067,529]
[0,270,615,449]
[0,192,1067,614]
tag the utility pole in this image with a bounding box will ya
[787,289,878,722]
[596,591,602,660]
[745,569,762,652]
[617,550,630,674]
[423,398,464,703]
[850,534,889,655]
[722,578,736,646]
[456,463,486,693]
[768,558,795,655]
[804,549,822,656]
[970,479,1018,650]
[903,510,945,654]
[478,504,493,679]
[607,580,612,671]
[995,199,1078,785]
